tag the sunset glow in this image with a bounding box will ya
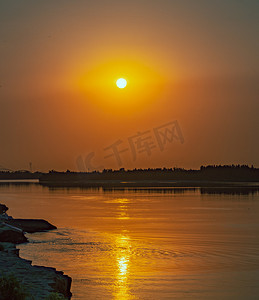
[1,1,258,171]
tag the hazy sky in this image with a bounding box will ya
[0,0,258,171]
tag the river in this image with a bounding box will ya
[0,182,258,299]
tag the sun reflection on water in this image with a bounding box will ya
[114,234,133,300]
[118,256,129,280]
[118,198,130,220]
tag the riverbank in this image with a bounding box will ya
[0,204,72,299]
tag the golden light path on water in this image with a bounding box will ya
[111,197,131,299]
[114,234,131,300]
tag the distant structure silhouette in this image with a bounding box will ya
[0,165,12,172]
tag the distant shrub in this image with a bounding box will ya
[45,293,66,300]
[0,274,28,300]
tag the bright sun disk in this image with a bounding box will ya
[116,78,127,89]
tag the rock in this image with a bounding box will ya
[0,224,28,244]
[0,204,72,298]
[40,267,72,298]
[0,242,20,255]
[6,219,57,233]
[0,203,8,214]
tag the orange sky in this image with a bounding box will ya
[0,1,258,171]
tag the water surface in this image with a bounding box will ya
[0,183,258,299]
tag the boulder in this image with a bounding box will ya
[0,224,28,244]
[6,219,57,233]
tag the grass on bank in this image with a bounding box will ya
[0,274,66,300]
[0,273,28,300]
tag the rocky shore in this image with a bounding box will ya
[0,204,72,299]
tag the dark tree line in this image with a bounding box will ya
[1,165,258,182]
[41,164,259,183]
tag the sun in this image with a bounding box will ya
[116,78,127,89]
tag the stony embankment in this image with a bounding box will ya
[0,204,72,299]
